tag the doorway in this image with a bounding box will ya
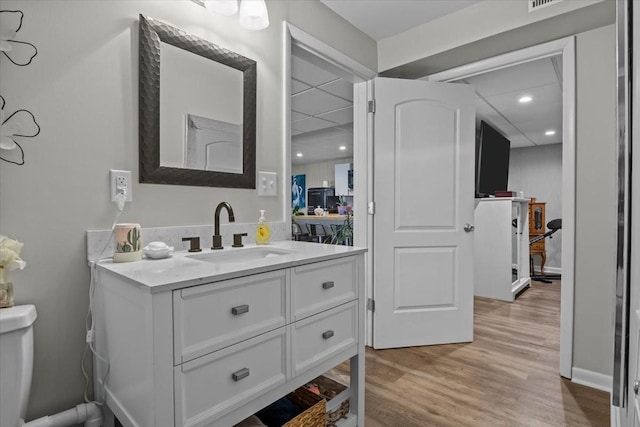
[283,24,376,245]
[428,37,575,378]
[283,26,576,378]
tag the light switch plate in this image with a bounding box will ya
[258,171,277,196]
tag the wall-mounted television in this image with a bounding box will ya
[475,120,511,198]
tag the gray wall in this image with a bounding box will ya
[509,144,563,271]
[0,0,376,419]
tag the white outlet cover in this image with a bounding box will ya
[110,169,133,202]
[258,171,277,196]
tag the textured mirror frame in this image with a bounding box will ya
[138,14,257,188]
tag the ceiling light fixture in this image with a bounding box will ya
[545,130,556,136]
[204,0,238,16]
[519,95,533,103]
[202,0,269,30]
[296,153,303,157]
[339,146,346,151]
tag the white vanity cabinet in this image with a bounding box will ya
[93,242,365,427]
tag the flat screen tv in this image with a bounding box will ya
[475,120,511,198]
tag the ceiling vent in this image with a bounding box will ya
[529,0,563,12]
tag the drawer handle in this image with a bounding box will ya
[322,281,335,290]
[231,304,249,315]
[232,368,250,382]
[322,330,334,340]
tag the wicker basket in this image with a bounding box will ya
[306,376,350,427]
[284,386,327,427]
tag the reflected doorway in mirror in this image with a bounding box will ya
[185,114,242,173]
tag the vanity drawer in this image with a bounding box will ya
[174,327,288,427]
[291,301,357,376]
[173,270,288,364]
[290,256,357,320]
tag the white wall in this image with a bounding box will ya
[0,0,376,420]
[292,157,352,190]
[509,143,563,270]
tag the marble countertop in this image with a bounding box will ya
[96,240,366,293]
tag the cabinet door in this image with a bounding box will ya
[174,328,288,427]
[290,257,357,321]
[530,203,546,235]
[174,270,288,363]
[291,301,357,376]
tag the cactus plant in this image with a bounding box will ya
[127,227,141,251]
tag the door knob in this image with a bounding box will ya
[464,223,475,232]
[634,380,639,395]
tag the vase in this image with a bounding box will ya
[0,281,14,308]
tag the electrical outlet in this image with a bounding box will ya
[258,171,277,196]
[110,169,132,202]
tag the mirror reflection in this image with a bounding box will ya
[138,15,256,188]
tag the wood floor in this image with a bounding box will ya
[338,280,611,426]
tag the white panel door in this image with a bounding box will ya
[372,77,475,348]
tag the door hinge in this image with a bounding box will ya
[368,99,376,113]
[367,298,375,312]
[368,201,375,215]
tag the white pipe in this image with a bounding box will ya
[25,403,103,427]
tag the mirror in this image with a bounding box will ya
[139,15,256,188]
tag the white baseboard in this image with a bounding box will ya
[611,405,620,427]
[571,367,612,392]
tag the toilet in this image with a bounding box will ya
[0,305,37,427]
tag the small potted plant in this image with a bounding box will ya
[330,212,353,246]
[336,196,351,215]
[0,235,26,308]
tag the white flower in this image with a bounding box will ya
[0,235,26,272]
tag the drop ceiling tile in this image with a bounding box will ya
[292,111,309,121]
[514,116,562,135]
[466,56,560,98]
[319,79,353,101]
[292,55,339,86]
[292,88,352,116]
[291,116,338,133]
[316,106,353,125]
[483,83,561,124]
[292,79,311,95]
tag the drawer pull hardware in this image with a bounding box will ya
[232,368,250,382]
[231,304,249,315]
[322,281,335,289]
[322,330,334,340]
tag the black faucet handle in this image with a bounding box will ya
[212,235,223,250]
[233,233,248,248]
[182,237,202,252]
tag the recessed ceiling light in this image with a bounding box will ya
[545,130,556,136]
[296,153,303,157]
[339,146,346,151]
[519,95,533,103]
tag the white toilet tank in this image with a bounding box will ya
[0,305,37,427]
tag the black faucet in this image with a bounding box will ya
[212,202,235,250]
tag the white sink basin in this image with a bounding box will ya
[186,247,298,265]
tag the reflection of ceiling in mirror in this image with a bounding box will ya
[160,41,243,170]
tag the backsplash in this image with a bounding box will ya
[86,222,286,262]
